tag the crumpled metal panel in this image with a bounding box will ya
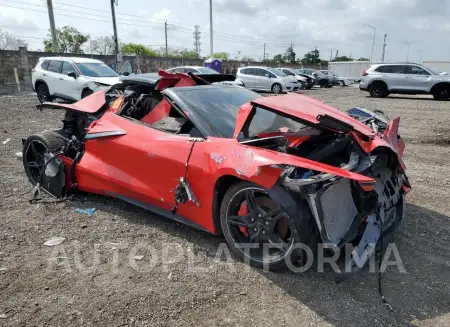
[320,179,358,244]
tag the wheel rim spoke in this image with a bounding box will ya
[27,161,41,168]
[244,190,258,212]
[263,207,283,220]
[228,215,249,227]
[267,232,289,252]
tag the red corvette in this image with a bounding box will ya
[23,70,409,272]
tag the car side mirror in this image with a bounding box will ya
[67,71,77,79]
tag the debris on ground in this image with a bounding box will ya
[0,267,7,272]
[0,314,7,319]
[15,152,22,159]
[134,255,144,261]
[74,208,96,216]
[43,237,66,247]
[2,138,11,145]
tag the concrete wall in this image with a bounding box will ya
[0,48,323,94]
[328,61,374,80]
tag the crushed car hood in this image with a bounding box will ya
[235,93,376,137]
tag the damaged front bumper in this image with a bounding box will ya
[270,153,407,275]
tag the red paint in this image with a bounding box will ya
[38,90,106,113]
[141,99,172,125]
[245,93,376,136]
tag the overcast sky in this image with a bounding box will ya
[0,0,449,63]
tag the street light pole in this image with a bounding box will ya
[405,41,412,62]
[364,24,376,62]
[209,0,213,57]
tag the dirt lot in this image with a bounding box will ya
[0,87,449,327]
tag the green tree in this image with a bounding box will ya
[357,57,370,61]
[43,26,88,53]
[212,52,229,60]
[283,45,296,63]
[300,49,320,65]
[273,54,285,64]
[241,56,255,62]
[91,36,115,55]
[121,43,158,56]
[332,56,353,62]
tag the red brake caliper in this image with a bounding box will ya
[238,202,249,237]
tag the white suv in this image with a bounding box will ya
[359,63,450,100]
[32,57,120,103]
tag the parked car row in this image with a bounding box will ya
[31,56,358,103]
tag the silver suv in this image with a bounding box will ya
[360,63,450,100]
[236,66,299,93]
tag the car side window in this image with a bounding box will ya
[260,69,274,78]
[41,60,50,70]
[282,69,294,76]
[240,68,247,74]
[47,60,62,73]
[62,61,75,74]
[185,68,197,73]
[408,66,429,75]
[246,68,257,76]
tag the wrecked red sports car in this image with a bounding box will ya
[23,70,410,272]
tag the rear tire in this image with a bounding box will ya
[432,86,450,101]
[271,83,282,94]
[36,83,52,103]
[369,82,388,98]
[22,131,67,185]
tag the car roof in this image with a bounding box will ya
[39,57,105,64]
[240,66,272,69]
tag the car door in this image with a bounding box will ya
[403,65,432,91]
[256,68,272,90]
[376,65,406,90]
[81,110,193,212]
[59,61,82,100]
[240,68,256,89]
[45,60,63,95]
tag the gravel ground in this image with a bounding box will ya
[0,87,449,327]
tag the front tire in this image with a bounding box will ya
[81,89,94,99]
[271,83,282,94]
[432,86,450,101]
[36,83,52,103]
[319,79,328,88]
[219,181,318,271]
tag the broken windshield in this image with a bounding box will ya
[244,106,308,138]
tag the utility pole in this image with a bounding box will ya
[209,0,213,57]
[46,0,58,52]
[329,49,332,62]
[110,0,120,71]
[165,21,168,56]
[263,43,266,61]
[193,25,201,56]
[381,34,387,62]
[314,46,317,65]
